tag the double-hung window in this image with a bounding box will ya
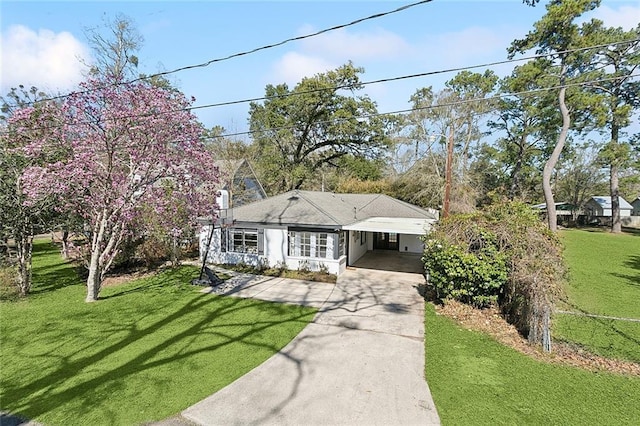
[227,228,258,254]
[289,231,329,258]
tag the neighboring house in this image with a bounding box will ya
[531,201,576,226]
[213,159,266,207]
[199,190,438,276]
[632,197,640,216]
[584,196,632,219]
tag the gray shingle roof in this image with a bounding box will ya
[590,196,632,210]
[229,190,437,228]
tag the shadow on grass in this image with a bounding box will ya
[1,266,322,424]
[611,254,640,288]
[30,241,84,295]
[577,226,640,237]
[556,299,640,360]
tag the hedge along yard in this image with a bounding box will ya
[425,228,640,425]
[0,240,316,425]
[556,229,640,362]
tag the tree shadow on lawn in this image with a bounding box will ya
[30,242,85,295]
[611,254,640,288]
[1,273,319,424]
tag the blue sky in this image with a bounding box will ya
[2,1,639,138]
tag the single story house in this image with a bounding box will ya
[585,196,632,218]
[632,197,640,216]
[199,190,438,276]
[531,201,576,226]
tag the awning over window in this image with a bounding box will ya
[343,217,435,235]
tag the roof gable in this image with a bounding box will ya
[589,196,632,210]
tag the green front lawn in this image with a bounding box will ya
[425,304,640,425]
[0,241,316,425]
[556,229,640,362]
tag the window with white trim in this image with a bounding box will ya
[227,228,258,254]
[289,231,329,258]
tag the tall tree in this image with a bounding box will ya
[248,62,390,193]
[404,71,497,212]
[508,0,602,231]
[0,86,59,296]
[586,22,640,233]
[489,61,560,200]
[17,76,219,301]
[84,14,143,80]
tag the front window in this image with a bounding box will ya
[227,228,258,253]
[289,231,329,258]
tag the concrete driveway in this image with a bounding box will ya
[181,265,440,425]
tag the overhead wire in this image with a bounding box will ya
[217,72,640,139]
[26,0,435,104]
[3,37,638,136]
[187,38,640,111]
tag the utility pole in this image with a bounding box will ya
[443,124,454,219]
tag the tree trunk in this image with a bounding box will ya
[543,83,570,232]
[610,123,621,234]
[85,211,107,302]
[508,136,526,200]
[61,229,70,259]
[610,164,621,233]
[86,242,102,302]
[16,232,33,296]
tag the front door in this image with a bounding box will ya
[373,232,399,250]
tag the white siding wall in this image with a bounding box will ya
[348,231,369,265]
[399,234,425,253]
[200,226,223,264]
[200,226,346,275]
[264,227,287,267]
[200,225,261,266]
[285,233,345,275]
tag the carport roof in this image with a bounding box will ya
[342,217,435,235]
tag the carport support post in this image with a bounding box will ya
[443,125,454,219]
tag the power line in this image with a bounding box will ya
[188,38,640,112]
[27,0,435,104]
[216,73,640,139]
[3,73,637,160]
[6,38,637,136]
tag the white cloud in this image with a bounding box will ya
[423,26,509,68]
[0,25,91,93]
[590,5,640,30]
[267,25,412,87]
[268,52,337,86]
[298,25,411,62]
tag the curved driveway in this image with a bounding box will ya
[182,265,440,425]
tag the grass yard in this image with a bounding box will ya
[425,304,640,425]
[0,240,316,425]
[556,229,640,362]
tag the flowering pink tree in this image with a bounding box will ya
[2,96,61,296]
[19,77,219,301]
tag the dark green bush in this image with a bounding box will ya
[424,226,508,308]
[422,201,566,347]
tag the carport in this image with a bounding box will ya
[343,217,434,272]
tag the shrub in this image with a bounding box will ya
[424,237,508,308]
[422,201,566,348]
